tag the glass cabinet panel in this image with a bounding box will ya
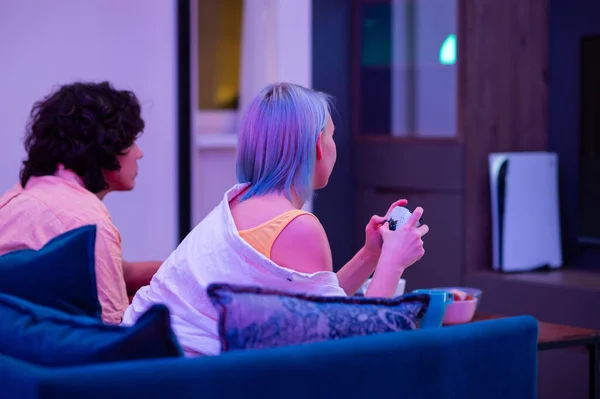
[357,0,457,138]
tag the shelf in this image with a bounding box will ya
[464,269,600,329]
[467,269,600,292]
[194,133,238,150]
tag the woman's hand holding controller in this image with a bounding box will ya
[365,207,429,298]
[380,207,429,269]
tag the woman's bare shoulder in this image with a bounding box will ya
[270,213,333,273]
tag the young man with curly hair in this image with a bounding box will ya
[0,81,161,324]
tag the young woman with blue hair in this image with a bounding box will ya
[123,83,429,356]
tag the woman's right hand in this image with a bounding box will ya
[378,207,429,270]
[364,207,429,298]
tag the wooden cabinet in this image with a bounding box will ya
[348,0,548,288]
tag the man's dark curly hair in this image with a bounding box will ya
[20,81,145,193]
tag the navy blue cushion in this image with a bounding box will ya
[0,225,101,318]
[0,293,183,367]
[207,283,430,352]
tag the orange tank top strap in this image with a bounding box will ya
[238,210,318,259]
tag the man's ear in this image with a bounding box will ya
[316,133,324,161]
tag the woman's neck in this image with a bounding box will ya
[238,187,305,210]
[280,191,305,209]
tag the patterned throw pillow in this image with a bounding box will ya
[207,283,430,353]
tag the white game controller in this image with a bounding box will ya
[387,206,423,231]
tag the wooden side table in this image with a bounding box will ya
[472,313,600,399]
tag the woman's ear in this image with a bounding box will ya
[316,133,324,161]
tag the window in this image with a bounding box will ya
[197,0,242,110]
[356,0,457,138]
[189,0,314,219]
[192,0,243,136]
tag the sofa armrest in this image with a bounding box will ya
[2,316,538,399]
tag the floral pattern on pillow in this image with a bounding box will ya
[207,283,429,352]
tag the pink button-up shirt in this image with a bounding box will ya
[0,168,128,324]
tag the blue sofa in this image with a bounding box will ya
[1,315,538,399]
[0,226,538,398]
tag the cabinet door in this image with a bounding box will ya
[352,0,463,289]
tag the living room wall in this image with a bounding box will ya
[0,0,179,262]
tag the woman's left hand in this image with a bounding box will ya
[363,199,408,259]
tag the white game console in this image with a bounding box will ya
[489,152,563,272]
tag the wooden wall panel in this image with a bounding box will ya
[459,0,549,272]
[356,139,464,192]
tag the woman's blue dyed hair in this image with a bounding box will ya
[236,82,332,202]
